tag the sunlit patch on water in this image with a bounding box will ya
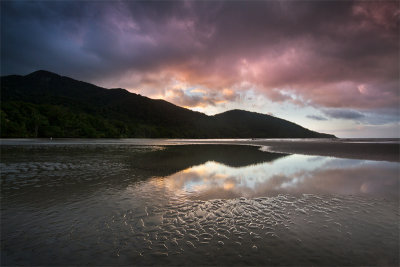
[161,155,399,200]
[1,144,399,265]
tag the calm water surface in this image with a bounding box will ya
[1,142,399,265]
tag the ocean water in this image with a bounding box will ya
[1,141,399,265]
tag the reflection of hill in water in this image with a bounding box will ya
[1,145,288,206]
[128,145,289,177]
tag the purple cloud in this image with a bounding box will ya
[1,0,398,121]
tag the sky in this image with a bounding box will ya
[1,0,399,138]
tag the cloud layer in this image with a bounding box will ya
[1,0,399,136]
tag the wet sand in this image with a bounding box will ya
[171,139,400,162]
[1,142,399,266]
[1,138,399,162]
[255,140,400,162]
[1,140,399,265]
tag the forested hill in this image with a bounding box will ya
[0,70,335,138]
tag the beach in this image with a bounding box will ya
[1,139,399,265]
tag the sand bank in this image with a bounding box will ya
[1,138,399,162]
[171,139,400,162]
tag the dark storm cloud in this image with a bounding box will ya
[323,109,365,120]
[1,0,399,114]
[323,107,399,125]
[307,115,328,121]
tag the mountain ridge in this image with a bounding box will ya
[0,70,335,138]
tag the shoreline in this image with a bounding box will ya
[1,138,399,163]
[254,140,400,163]
[171,139,400,163]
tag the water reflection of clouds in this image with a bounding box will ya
[162,155,399,200]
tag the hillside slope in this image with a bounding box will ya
[0,70,335,138]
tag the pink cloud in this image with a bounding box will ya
[3,0,399,115]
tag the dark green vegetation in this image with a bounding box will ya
[1,70,335,138]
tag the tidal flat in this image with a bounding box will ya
[1,139,399,265]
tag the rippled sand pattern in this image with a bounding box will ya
[94,194,399,266]
[1,144,399,265]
